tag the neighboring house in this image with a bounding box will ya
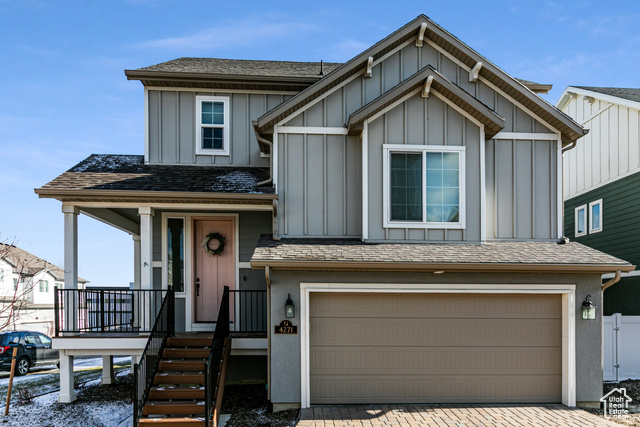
[35,15,633,422]
[558,87,640,315]
[0,243,88,335]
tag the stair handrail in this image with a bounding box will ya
[133,287,175,426]
[205,285,231,427]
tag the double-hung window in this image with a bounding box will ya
[195,95,230,156]
[589,199,603,234]
[384,145,465,229]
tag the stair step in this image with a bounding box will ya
[149,386,205,400]
[143,401,205,416]
[139,416,205,425]
[158,360,206,371]
[166,337,212,348]
[162,348,210,359]
[153,373,204,385]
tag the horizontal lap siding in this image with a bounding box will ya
[310,293,562,404]
[564,170,640,266]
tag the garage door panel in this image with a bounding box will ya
[311,346,560,375]
[310,293,562,404]
[311,374,561,404]
[310,293,561,319]
[311,317,561,347]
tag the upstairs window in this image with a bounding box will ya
[39,280,49,292]
[589,199,603,234]
[384,145,465,229]
[195,95,230,156]
[575,204,587,237]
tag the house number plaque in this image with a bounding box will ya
[275,320,298,334]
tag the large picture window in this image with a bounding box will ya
[384,145,465,229]
[195,95,230,156]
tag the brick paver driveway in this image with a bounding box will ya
[298,404,620,427]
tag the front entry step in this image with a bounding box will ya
[139,335,230,427]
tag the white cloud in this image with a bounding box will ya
[132,18,317,53]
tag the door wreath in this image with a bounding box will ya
[202,232,225,256]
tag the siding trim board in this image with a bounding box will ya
[299,282,577,408]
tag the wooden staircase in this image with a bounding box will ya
[138,335,231,426]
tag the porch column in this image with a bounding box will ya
[132,235,141,330]
[62,205,79,332]
[138,207,154,331]
[133,235,141,290]
[101,355,115,385]
[58,352,76,403]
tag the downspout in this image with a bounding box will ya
[562,140,577,153]
[265,266,272,402]
[253,121,273,187]
[602,270,622,291]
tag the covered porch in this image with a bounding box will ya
[35,154,275,403]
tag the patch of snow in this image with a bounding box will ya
[72,155,142,172]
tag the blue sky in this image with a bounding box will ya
[0,0,638,286]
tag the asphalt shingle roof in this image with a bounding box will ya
[38,155,274,194]
[135,58,343,79]
[251,236,632,270]
[575,87,640,104]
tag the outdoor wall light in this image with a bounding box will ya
[582,294,596,320]
[285,293,295,318]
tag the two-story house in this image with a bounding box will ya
[558,87,640,316]
[0,243,88,334]
[36,15,633,425]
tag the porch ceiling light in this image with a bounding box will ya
[285,293,295,319]
[582,294,596,320]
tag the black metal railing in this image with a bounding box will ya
[205,286,231,427]
[229,289,267,333]
[54,287,167,335]
[133,288,175,427]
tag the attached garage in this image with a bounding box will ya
[309,292,562,404]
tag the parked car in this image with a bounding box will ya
[0,331,59,375]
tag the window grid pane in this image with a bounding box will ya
[201,101,224,125]
[390,153,422,221]
[426,152,459,223]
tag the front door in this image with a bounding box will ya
[193,218,235,322]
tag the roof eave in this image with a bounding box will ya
[250,259,634,274]
[124,69,322,87]
[34,188,278,202]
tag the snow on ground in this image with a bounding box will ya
[0,356,133,426]
[2,387,132,427]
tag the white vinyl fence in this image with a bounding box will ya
[604,314,640,381]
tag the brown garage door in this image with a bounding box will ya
[310,293,561,404]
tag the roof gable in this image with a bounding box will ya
[347,66,505,138]
[257,15,585,143]
[557,86,640,111]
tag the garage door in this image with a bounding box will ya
[310,293,562,404]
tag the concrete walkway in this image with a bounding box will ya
[298,404,621,427]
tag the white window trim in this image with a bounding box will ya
[195,95,230,156]
[589,199,603,234]
[383,144,466,229]
[575,204,587,237]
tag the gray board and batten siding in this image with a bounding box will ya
[277,40,559,241]
[147,90,291,166]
